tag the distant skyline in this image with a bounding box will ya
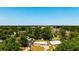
[0,7,79,25]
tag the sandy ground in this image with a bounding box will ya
[23,47,30,51]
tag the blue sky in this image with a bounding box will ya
[0,7,79,25]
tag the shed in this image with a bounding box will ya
[50,40,61,45]
[33,41,48,46]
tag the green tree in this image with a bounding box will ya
[41,27,53,40]
[19,36,28,47]
[1,37,20,51]
[55,37,79,51]
[32,26,42,39]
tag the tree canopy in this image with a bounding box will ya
[0,37,20,51]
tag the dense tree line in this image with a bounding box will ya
[55,26,79,51]
[0,26,53,51]
[0,26,79,51]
